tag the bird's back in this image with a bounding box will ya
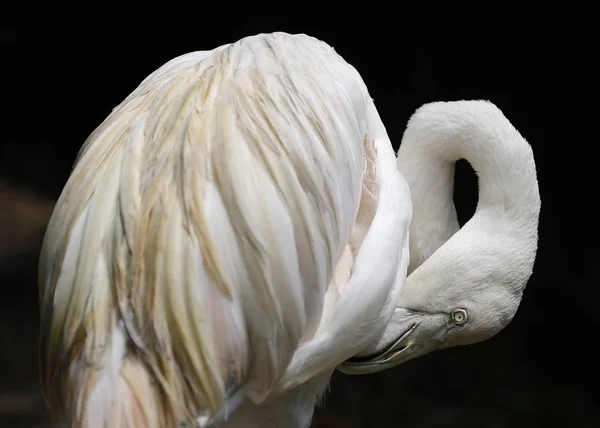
[38,32,374,427]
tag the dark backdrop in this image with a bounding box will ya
[2,4,597,427]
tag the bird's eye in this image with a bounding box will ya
[451,309,468,325]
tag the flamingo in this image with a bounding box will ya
[38,32,540,428]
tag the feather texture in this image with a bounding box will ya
[39,32,400,427]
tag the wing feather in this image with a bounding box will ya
[39,32,370,426]
[277,100,413,391]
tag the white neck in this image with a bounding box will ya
[397,100,540,273]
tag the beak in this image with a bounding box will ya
[337,308,448,375]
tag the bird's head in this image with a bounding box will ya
[338,216,537,374]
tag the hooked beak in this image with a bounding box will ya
[338,308,448,375]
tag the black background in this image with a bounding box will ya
[2,4,597,427]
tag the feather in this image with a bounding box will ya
[276,101,412,390]
[38,32,380,426]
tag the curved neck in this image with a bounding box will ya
[397,101,540,273]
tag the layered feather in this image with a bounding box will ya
[38,32,376,426]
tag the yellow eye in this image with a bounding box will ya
[451,309,468,325]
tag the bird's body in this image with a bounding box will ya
[39,32,412,427]
[39,32,540,428]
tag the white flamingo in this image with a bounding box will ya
[38,32,540,428]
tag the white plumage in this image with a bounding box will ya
[39,31,540,427]
[39,32,412,427]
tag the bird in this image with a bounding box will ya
[37,32,413,428]
[338,100,541,375]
